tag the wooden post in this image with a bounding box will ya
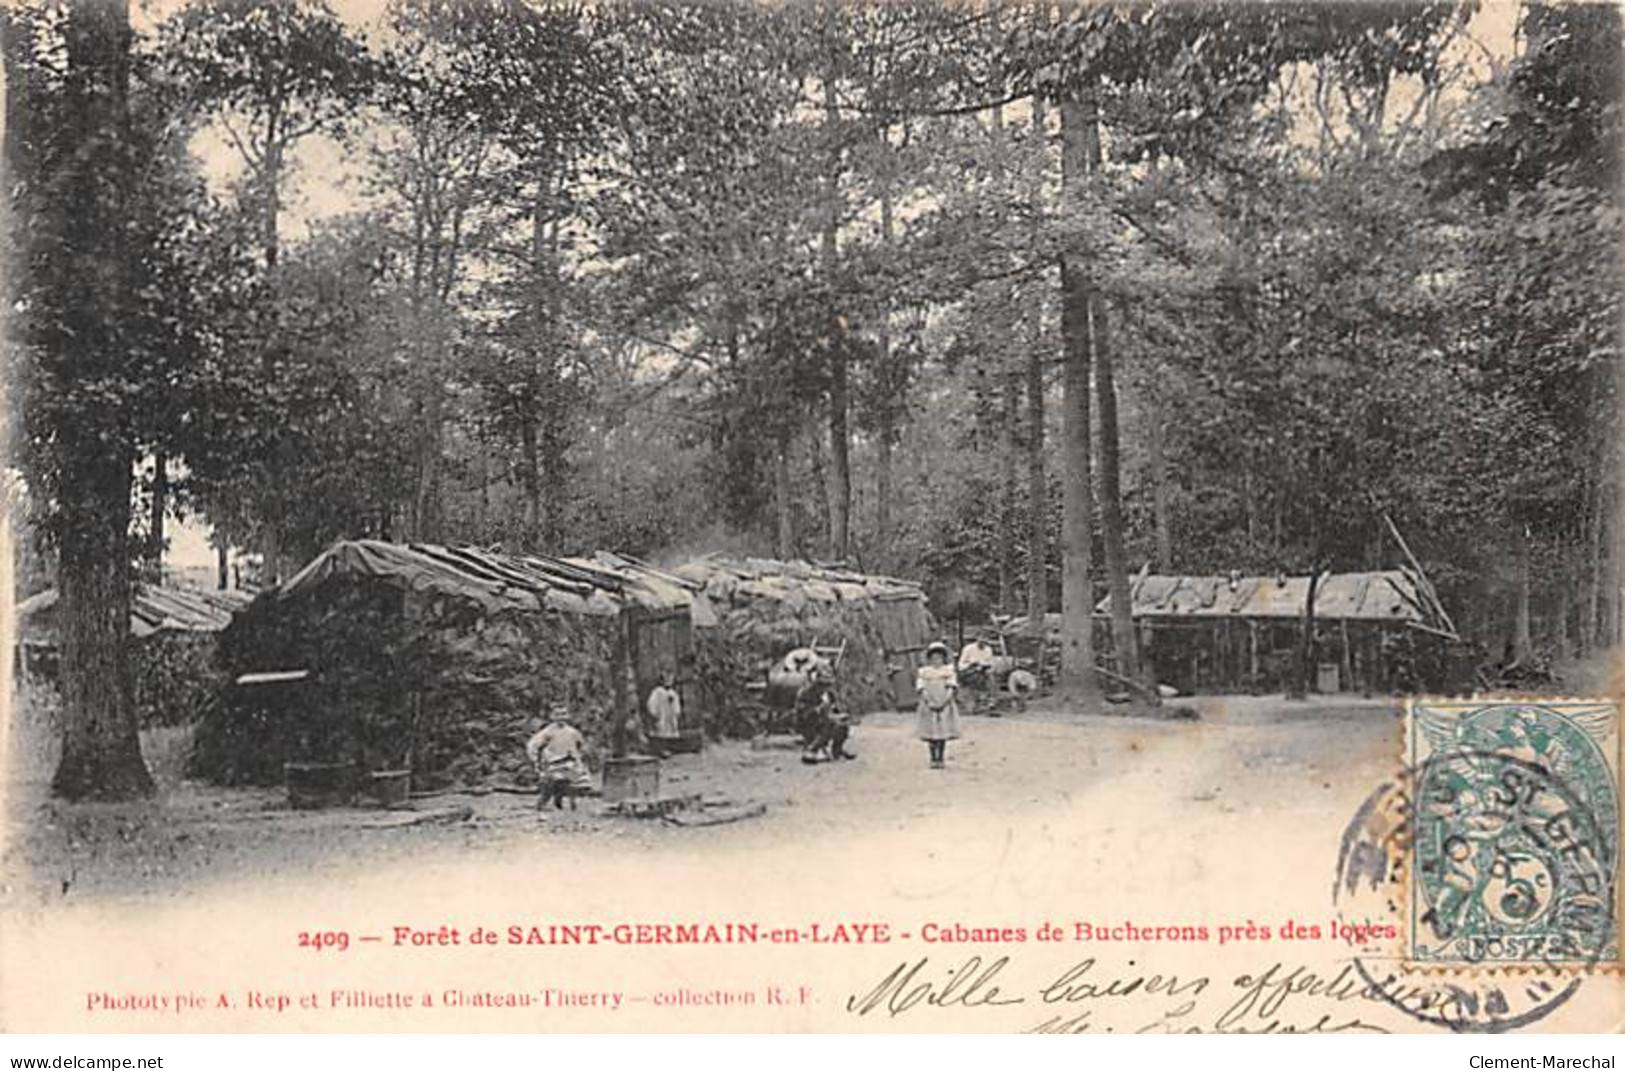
[1210,623,1220,692]
[1226,621,1237,694]
[406,691,422,772]
[1340,620,1352,695]
[1249,621,1259,691]
[611,612,631,759]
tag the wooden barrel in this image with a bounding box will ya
[364,769,412,809]
[284,761,357,810]
[664,730,705,755]
[601,756,659,803]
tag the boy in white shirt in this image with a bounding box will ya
[526,704,590,811]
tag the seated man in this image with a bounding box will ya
[796,667,854,763]
[821,700,854,762]
[957,634,998,690]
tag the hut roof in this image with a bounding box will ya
[587,551,719,627]
[17,584,249,644]
[1001,571,1449,636]
[276,540,693,618]
[1096,569,1438,624]
[673,554,926,610]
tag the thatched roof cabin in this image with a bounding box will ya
[674,555,936,716]
[193,540,706,789]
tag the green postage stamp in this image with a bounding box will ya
[1407,699,1620,969]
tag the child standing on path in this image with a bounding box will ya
[915,641,961,769]
[646,669,683,757]
[526,703,592,811]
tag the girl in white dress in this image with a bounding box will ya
[915,641,961,769]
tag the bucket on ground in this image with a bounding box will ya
[364,769,412,809]
[663,730,704,755]
[601,756,660,803]
[285,761,357,809]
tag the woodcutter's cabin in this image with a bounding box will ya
[1003,569,1466,696]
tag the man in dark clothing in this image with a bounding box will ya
[796,669,854,763]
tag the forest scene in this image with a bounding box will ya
[4,0,1621,804]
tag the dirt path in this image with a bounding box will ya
[1,695,1401,909]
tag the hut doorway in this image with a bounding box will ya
[873,595,932,710]
[627,604,701,735]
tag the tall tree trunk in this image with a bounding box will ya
[1589,433,1617,650]
[874,145,895,562]
[56,455,151,800]
[1555,579,1571,659]
[822,68,850,562]
[539,200,571,549]
[1607,518,1621,649]
[1290,569,1322,700]
[1056,94,1099,702]
[776,430,794,560]
[1090,294,1140,687]
[524,163,554,551]
[519,420,541,551]
[1244,462,1258,550]
[476,445,490,539]
[261,525,282,587]
[875,431,893,566]
[258,98,286,580]
[999,369,1019,614]
[414,389,443,543]
[1608,508,1619,648]
[809,420,828,557]
[216,540,229,591]
[1141,154,1172,575]
[539,395,570,550]
[827,324,851,562]
[1026,93,1049,637]
[261,123,282,274]
[52,0,152,800]
[1076,84,1141,692]
[1025,339,1048,634]
[147,448,166,576]
[992,91,1016,614]
[1274,489,1286,560]
[1513,526,1534,663]
[1586,470,1603,653]
[408,227,440,543]
[1148,391,1172,571]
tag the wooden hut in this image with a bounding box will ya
[16,583,248,726]
[674,555,936,727]
[191,540,702,789]
[1003,569,1462,695]
[1106,569,1458,694]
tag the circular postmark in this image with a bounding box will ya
[1332,736,1616,1032]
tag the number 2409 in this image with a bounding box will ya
[298,931,350,952]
